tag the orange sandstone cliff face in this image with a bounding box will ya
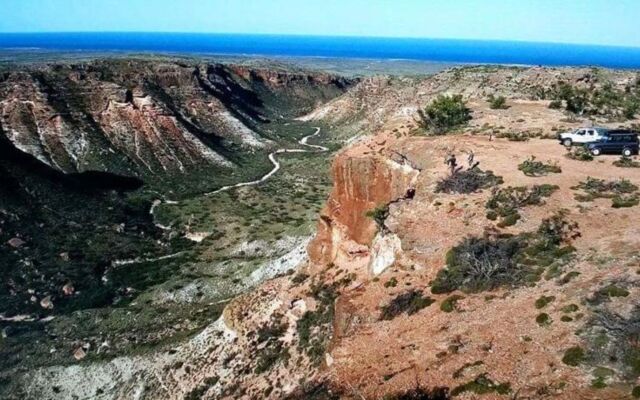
[309,137,420,268]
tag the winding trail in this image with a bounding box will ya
[149,127,327,230]
[205,127,327,196]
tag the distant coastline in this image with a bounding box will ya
[1,33,640,69]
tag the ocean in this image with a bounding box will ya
[1,33,640,69]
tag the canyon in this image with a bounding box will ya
[2,61,640,399]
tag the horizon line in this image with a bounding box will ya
[1,31,640,50]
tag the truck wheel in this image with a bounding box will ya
[591,148,601,156]
[623,148,632,157]
[563,139,572,147]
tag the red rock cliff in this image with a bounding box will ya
[308,138,419,265]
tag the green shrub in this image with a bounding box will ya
[613,156,640,168]
[591,376,607,389]
[440,295,465,313]
[562,346,586,366]
[488,95,509,110]
[573,177,639,208]
[296,283,337,364]
[612,195,640,208]
[485,185,558,227]
[384,277,398,288]
[561,304,579,313]
[558,271,581,285]
[518,156,562,176]
[599,284,630,298]
[536,313,552,326]
[549,100,563,109]
[496,131,530,141]
[633,386,640,398]
[380,290,435,320]
[366,205,390,232]
[535,295,556,309]
[548,81,640,120]
[450,374,511,396]
[417,94,472,134]
[566,146,594,161]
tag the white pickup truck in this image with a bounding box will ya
[558,127,609,147]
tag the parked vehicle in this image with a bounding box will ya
[558,127,609,147]
[587,130,639,156]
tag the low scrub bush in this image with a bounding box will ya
[366,204,390,232]
[566,146,594,161]
[613,156,640,168]
[440,295,465,313]
[536,312,552,326]
[431,212,579,294]
[485,185,558,227]
[450,374,511,396]
[518,156,562,176]
[380,290,435,320]
[562,346,586,366]
[496,131,529,141]
[573,177,639,208]
[297,283,338,364]
[535,295,556,309]
[488,94,509,110]
[435,168,503,194]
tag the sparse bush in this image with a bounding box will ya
[432,234,527,294]
[549,99,563,109]
[562,304,579,313]
[417,95,471,135]
[488,95,509,110]
[431,212,578,294]
[518,156,562,176]
[558,271,581,285]
[536,313,552,326]
[435,168,503,194]
[573,177,639,207]
[366,204,390,232]
[574,177,638,197]
[566,146,594,161]
[549,81,640,120]
[384,277,398,288]
[613,156,640,168]
[485,185,558,227]
[440,295,464,313]
[535,295,556,309]
[380,290,435,320]
[496,131,529,141]
[613,195,640,208]
[562,346,586,366]
[297,283,337,364]
[450,374,511,396]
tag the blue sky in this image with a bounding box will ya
[1,0,639,47]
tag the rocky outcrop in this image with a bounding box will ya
[308,139,420,268]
